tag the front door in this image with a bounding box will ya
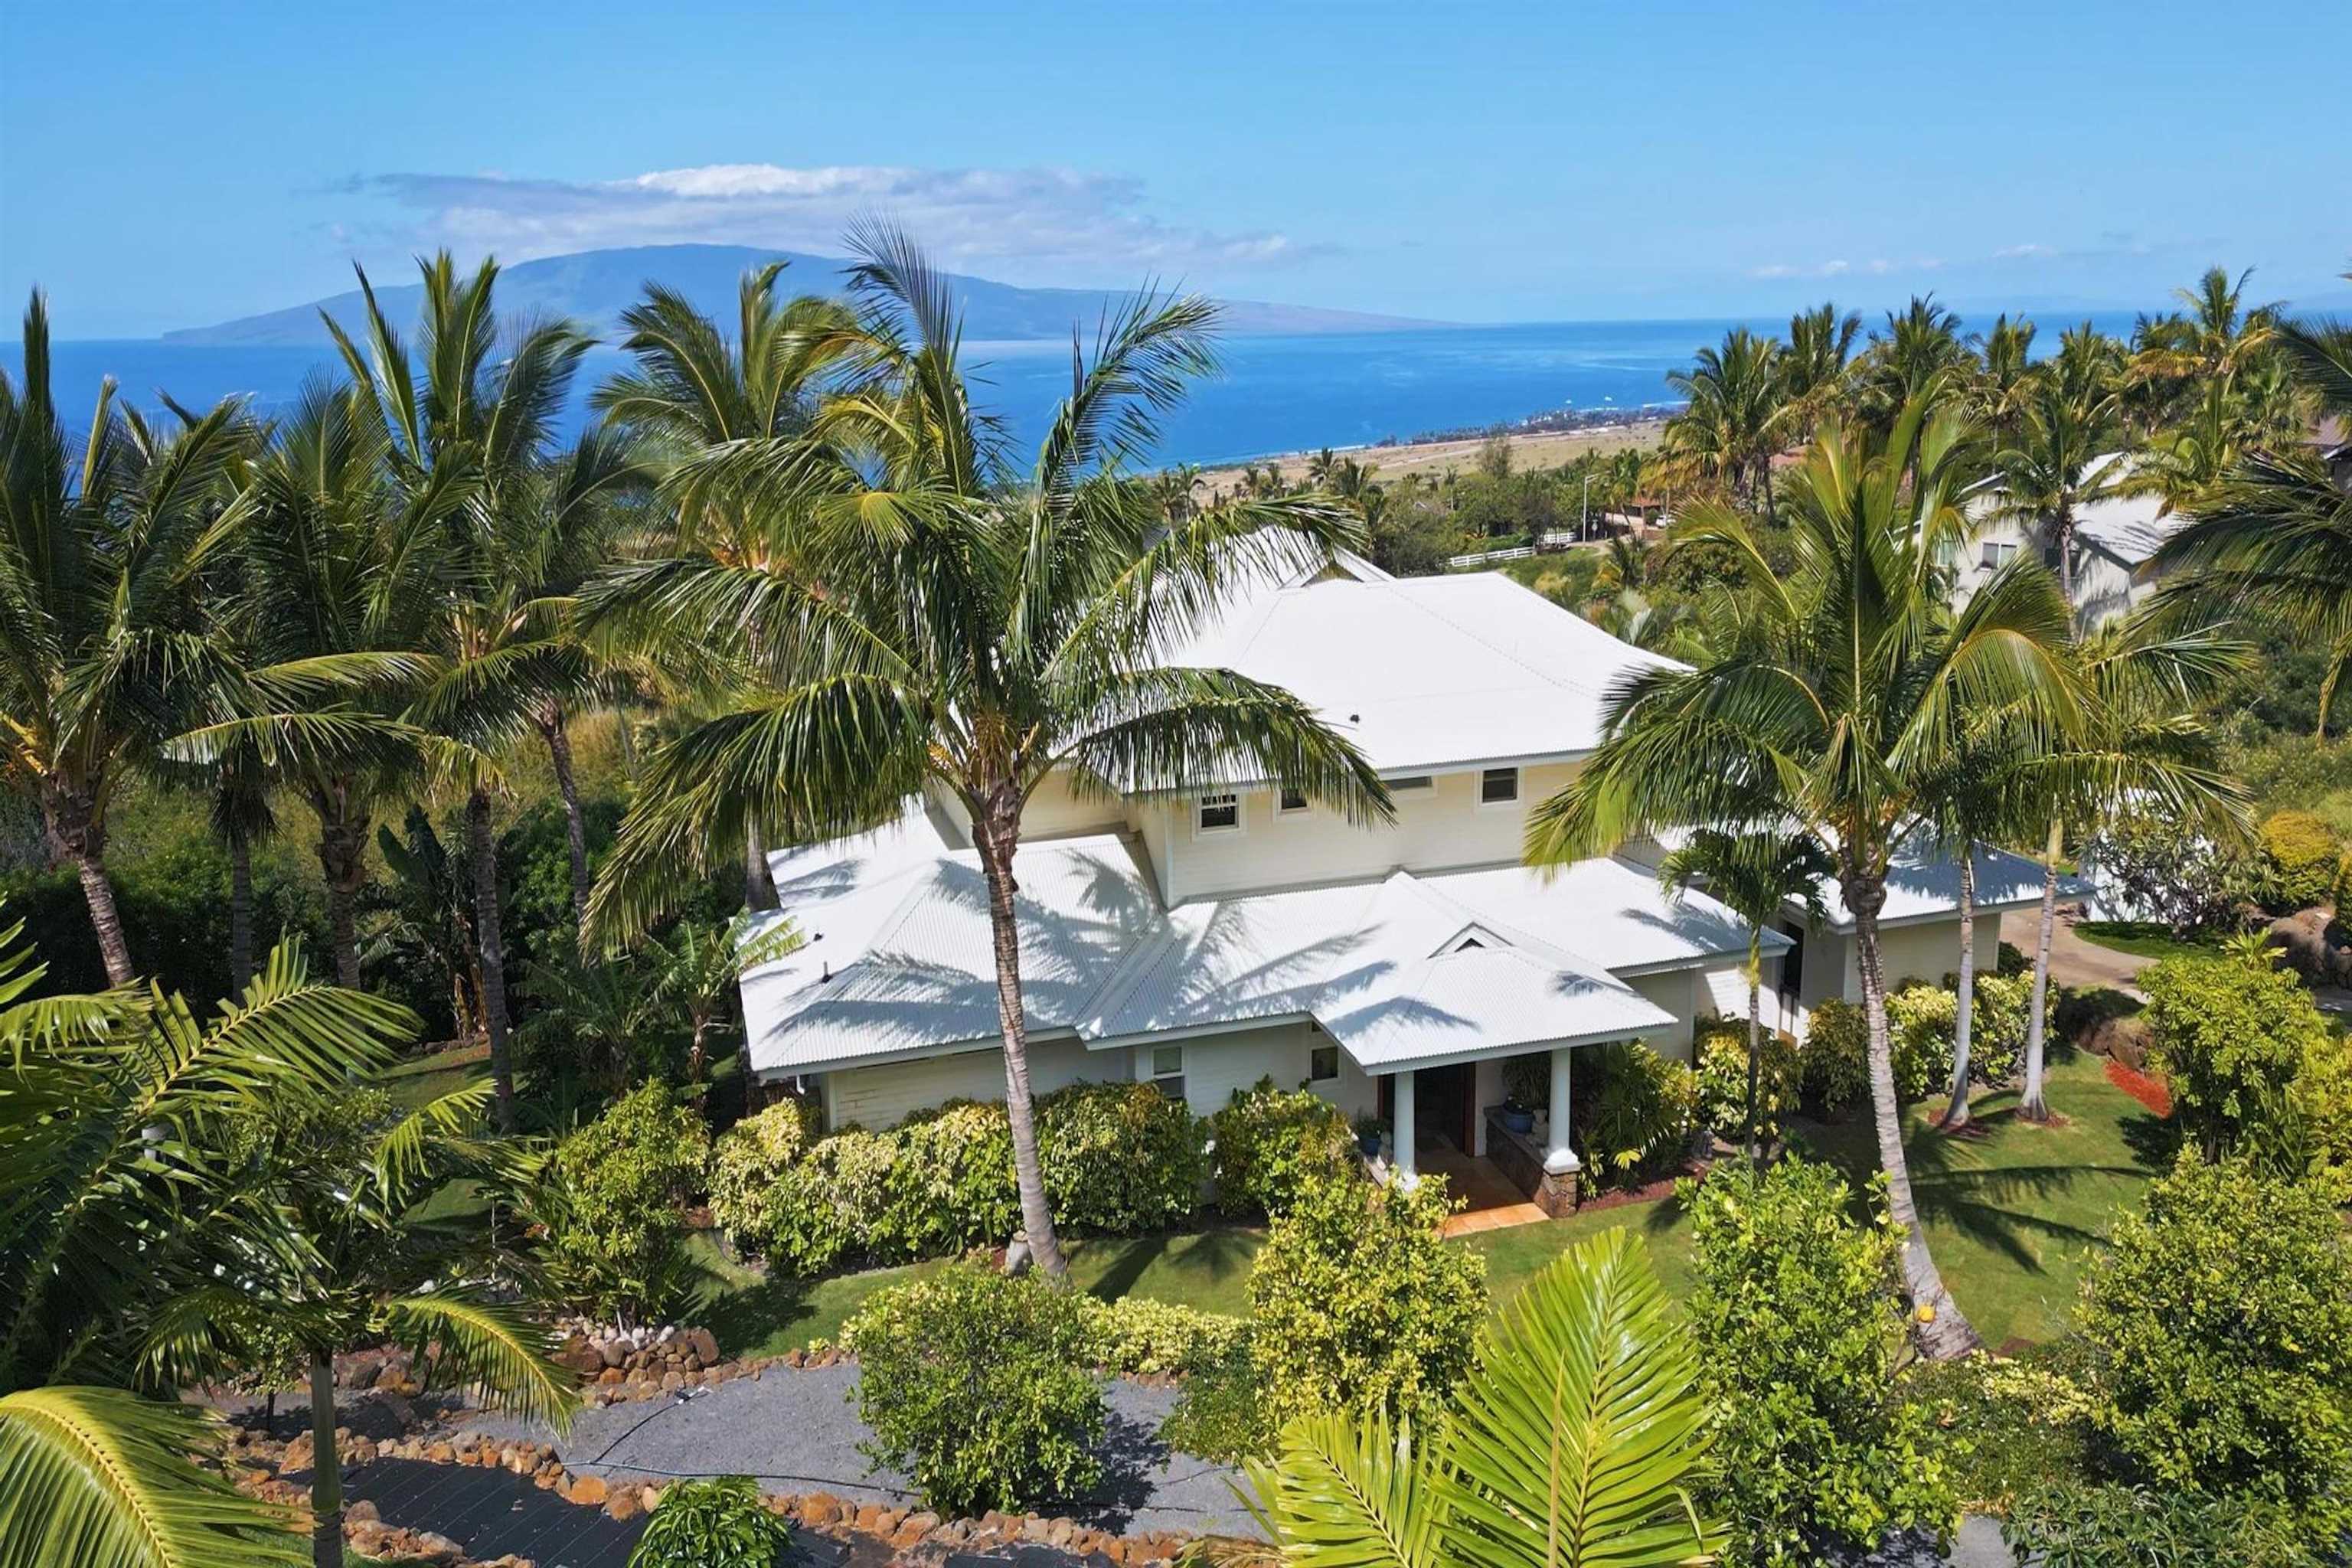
[1417,1062,1475,1152]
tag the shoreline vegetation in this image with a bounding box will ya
[1200,407,1666,491]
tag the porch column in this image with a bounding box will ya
[1391,1068,1416,1181]
[1545,1046,1579,1176]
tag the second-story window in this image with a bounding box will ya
[1278,786,1309,815]
[1480,766,1521,805]
[1981,540,2018,569]
[1196,792,1240,835]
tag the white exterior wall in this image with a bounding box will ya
[1625,969,1698,1061]
[1130,1021,1380,1123]
[822,1036,1100,1131]
[1136,761,1581,906]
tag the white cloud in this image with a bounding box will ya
[1994,242,2055,260]
[339,163,1319,277]
[1821,259,1852,276]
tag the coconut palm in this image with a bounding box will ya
[2128,265,2280,423]
[0,295,259,983]
[592,262,857,910]
[0,916,421,1568]
[1239,1228,1720,1568]
[1664,327,1786,511]
[1854,296,1971,430]
[1527,398,2079,1358]
[1781,301,1862,437]
[580,225,1390,1279]
[1967,313,2040,446]
[1994,324,2127,609]
[1656,825,1833,1165]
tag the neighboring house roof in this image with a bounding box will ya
[739,811,1769,1080]
[2069,454,2176,567]
[1811,838,2054,930]
[1174,571,1674,776]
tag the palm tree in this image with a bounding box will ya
[1855,296,1971,429]
[2150,312,2352,730]
[1994,324,2126,609]
[1664,327,1785,511]
[1149,463,1205,525]
[1239,1229,1720,1568]
[2128,265,2280,423]
[1967,313,2040,446]
[1781,301,1861,437]
[156,1076,574,1568]
[330,252,622,1130]
[580,226,1390,1279]
[0,295,256,983]
[1527,399,2081,1358]
[1656,826,1833,1165]
[0,918,420,1568]
[593,261,856,910]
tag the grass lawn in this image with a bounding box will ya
[2073,920,2221,965]
[378,1042,489,1109]
[694,1046,2167,1355]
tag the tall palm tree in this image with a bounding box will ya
[1664,327,1785,511]
[2128,265,2280,421]
[1656,825,1832,1165]
[0,296,256,983]
[1239,1229,1720,1568]
[1527,399,2080,1358]
[593,261,856,910]
[1967,313,2040,447]
[0,918,420,1568]
[329,253,614,1129]
[1781,301,1862,438]
[580,226,1390,1279]
[1994,324,2126,609]
[1855,296,1971,430]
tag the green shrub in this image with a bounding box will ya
[2257,808,2339,910]
[1576,1039,1697,1182]
[890,1100,1020,1256]
[1073,1295,1245,1377]
[1157,1337,1274,1462]
[541,1083,710,1323]
[1885,983,1958,1102]
[2001,1480,2324,1568]
[1799,998,1870,1114]
[845,1264,1105,1517]
[1693,1017,1800,1145]
[1037,1081,1204,1233]
[1208,1077,1356,1218]
[763,1126,897,1274]
[1994,939,2029,976]
[2141,954,2332,1158]
[1247,1171,1486,1436]
[1959,971,2045,1088]
[629,1475,792,1568]
[1682,1158,1956,1566]
[2075,1154,2352,1527]
[1901,1346,2099,1512]
[707,1099,815,1253]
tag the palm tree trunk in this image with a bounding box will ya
[2020,819,2063,1122]
[468,786,518,1132]
[311,785,368,988]
[2056,508,2076,611]
[230,831,256,996]
[744,815,778,910]
[537,706,593,926]
[1759,454,1775,521]
[307,1351,341,1568]
[47,786,135,985]
[1743,932,1762,1169]
[1942,848,1977,1129]
[972,794,1067,1281]
[1848,871,1982,1359]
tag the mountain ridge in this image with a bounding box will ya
[162,243,1454,346]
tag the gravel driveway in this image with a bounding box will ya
[457,1363,1257,1537]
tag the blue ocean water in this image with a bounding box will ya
[34,312,2147,469]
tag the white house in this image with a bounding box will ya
[737,554,2046,1210]
[1951,452,2177,626]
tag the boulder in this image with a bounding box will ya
[566,1475,608,1507]
[603,1488,642,1522]
[684,1327,720,1365]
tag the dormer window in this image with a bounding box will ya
[1479,766,1521,805]
[1195,792,1241,835]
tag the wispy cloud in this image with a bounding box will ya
[1993,242,2055,260]
[336,163,1322,276]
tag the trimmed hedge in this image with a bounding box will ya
[1038,1081,1207,1234]
[1208,1076,1357,1218]
[707,1097,815,1246]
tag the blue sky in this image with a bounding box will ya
[4,0,2344,337]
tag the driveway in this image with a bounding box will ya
[2001,909,2151,998]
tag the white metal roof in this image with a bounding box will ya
[2069,453,2176,567]
[1175,571,1673,775]
[1420,856,1786,972]
[1811,839,2054,930]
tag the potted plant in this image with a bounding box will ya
[1500,1055,1545,1134]
[1354,1112,1386,1159]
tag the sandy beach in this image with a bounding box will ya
[1198,417,1664,491]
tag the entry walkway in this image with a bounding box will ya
[1418,1143,1549,1236]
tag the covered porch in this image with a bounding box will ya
[1376,1041,1592,1227]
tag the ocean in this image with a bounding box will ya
[34,312,2148,469]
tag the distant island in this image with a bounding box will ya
[163,243,1455,347]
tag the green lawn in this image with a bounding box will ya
[696,1046,2166,1355]
[2073,920,2220,964]
[378,1042,489,1109]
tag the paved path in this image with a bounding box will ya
[2001,910,2151,999]
[458,1364,1256,1538]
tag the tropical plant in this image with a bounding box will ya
[0,293,259,983]
[578,224,1390,1276]
[1966,313,2040,446]
[1853,296,1971,430]
[629,1475,792,1568]
[1656,825,1832,1163]
[2140,952,2334,1160]
[1780,302,1861,438]
[1208,1076,1358,1217]
[537,1082,711,1324]
[1664,327,1786,511]
[1526,397,2078,1357]
[0,916,424,1568]
[1238,1228,1721,1568]
[1991,323,2126,610]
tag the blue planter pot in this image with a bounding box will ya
[1501,1107,1535,1135]
[1358,1130,1383,1158]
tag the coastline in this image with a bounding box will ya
[1197,413,1664,488]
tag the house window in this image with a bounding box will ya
[1388,775,1433,792]
[1479,766,1520,805]
[1980,540,2018,569]
[1195,792,1240,835]
[1278,787,1309,815]
[1150,1044,1186,1101]
[1308,1043,1340,1083]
